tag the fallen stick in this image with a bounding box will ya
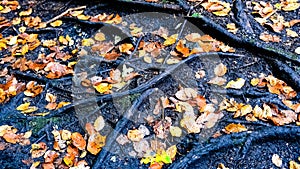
[45,6,87,25]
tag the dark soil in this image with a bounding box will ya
[0,0,299,169]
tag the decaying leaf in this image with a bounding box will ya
[175,88,198,101]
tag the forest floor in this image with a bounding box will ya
[0,0,300,169]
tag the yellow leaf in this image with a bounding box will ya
[225,78,245,89]
[22,106,38,114]
[94,115,105,131]
[163,34,178,46]
[50,20,62,27]
[56,101,71,109]
[77,14,90,20]
[250,78,260,86]
[282,2,300,11]
[224,123,247,133]
[16,102,30,111]
[19,8,32,16]
[286,29,298,37]
[119,43,133,53]
[81,38,95,46]
[239,104,252,117]
[93,83,112,94]
[69,10,84,17]
[169,126,182,137]
[7,36,18,45]
[61,130,71,140]
[166,145,177,159]
[94,32,106,41]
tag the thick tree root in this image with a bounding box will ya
[168,126,300,169]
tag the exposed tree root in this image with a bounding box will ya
[168,126,300,169]
[92,88,158,168]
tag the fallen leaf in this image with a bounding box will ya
[175,88,198,101]
[224,123,247,133]
[169,126,182,137]
[164,34,178,46]
[93,83,112,94]
[94,115,105,131]
[295,47,300,54]
[71,132,86,150]
[127,129,144,142]
[87,133,106,155]
[225,78,245,89]
[286,29,298,37]
[208,76,227,86]
[272,154,282,167]
[214,63,227,76]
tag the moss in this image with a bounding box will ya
[29,117,60,133]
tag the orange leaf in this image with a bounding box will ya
[71,132,86,150]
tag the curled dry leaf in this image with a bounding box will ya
[24,81,43,97]
[201,0,231,16]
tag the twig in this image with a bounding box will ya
[45,6,86,24]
